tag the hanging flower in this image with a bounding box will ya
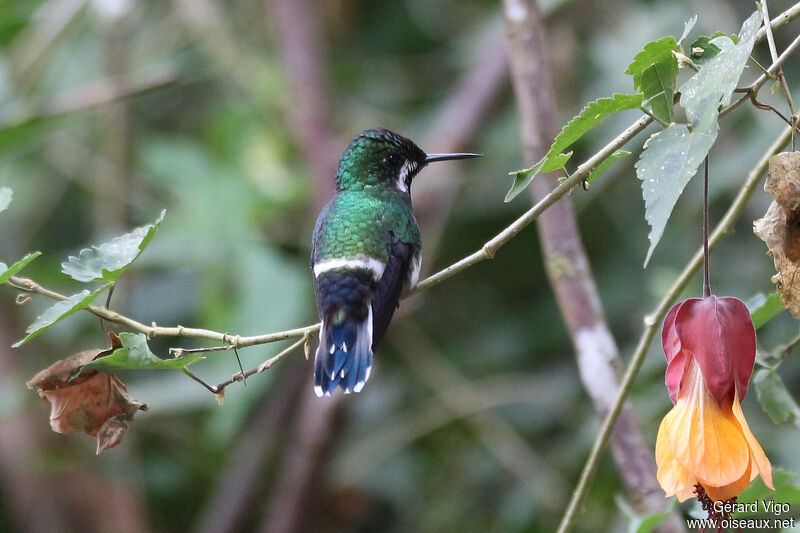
[655,295,773,504]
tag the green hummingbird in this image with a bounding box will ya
[311,128,480,396]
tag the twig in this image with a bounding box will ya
[763,1,798,149]
[556,125,793,533]
[8,275,320,346]
[725,32,800,119]
[180,335,308,395]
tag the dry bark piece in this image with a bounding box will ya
[754,152,800,318]
[26,332,147,453]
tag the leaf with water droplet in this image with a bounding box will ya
[13,282,114,347]
[62,210,166,282]
[636,95,720,266]
[680,11,760,121]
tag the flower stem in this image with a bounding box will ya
[703,156,711,298]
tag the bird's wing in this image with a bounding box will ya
[370,234,412,348]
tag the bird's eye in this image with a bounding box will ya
[385,154,401,166]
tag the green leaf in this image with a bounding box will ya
[754,368,800,427]
[505,93,641,202]
[0,251,41,284]
[626,37,679,124]
[680,11,761,122]
[635,95,719,266]
[736,469,800,514]
[549,94,643,157]
[12,282,113,347]
[688,33,734,66]
[587,150,631,185]
[0,187,11,213]
[61,209,166,282]
[748,292,784,330]
[505,152,571,202]
[81,332,204,373]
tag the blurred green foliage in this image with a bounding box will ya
[2,1,800,532]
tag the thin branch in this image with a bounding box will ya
[9,275,320,346]
[556,125,793,533]
[763,1,798,149]
[180,335,308,395]
[725,32,800,119]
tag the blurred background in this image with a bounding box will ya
[1,0,799,531]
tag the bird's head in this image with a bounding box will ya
[335,128,480,194]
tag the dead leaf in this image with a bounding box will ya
[765,152,800,211]
[754,152,800,318]
[96,413,131,454]
[27,332,147,453]
[26,332,121,388]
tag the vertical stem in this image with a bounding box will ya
[703,157,711,298]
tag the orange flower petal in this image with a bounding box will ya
[702,461,751,503]
[731,389,774,489]
[662,362,749,487]
[655,417,697,501]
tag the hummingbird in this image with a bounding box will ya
[311,128,480,397]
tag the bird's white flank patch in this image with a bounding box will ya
[408,252,422,289]
[314,256,386,279]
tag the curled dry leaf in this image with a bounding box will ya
[26,332,148,454]
[754,152,800,318]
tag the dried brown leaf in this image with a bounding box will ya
[27,333,146,453]
[754,152,800,318]
[96,413,131,454]
[765,152,800,211]
[26,332,122,388]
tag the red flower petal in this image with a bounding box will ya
[674,296,756,402]
[663,301,688,403]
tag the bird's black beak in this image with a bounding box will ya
[424,153,482,164]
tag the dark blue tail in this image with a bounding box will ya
[314,308,374,397]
